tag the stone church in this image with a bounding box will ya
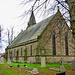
[5,9,75,63]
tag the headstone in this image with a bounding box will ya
[41,57,46,67]
[31,68,39,74]
[60,58,66,72]
[7,59,11,64]
[0,57,4,64]
[72,61,75,71]
[0,55,1,57]
[56,72,65,75]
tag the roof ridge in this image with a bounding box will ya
[8,14,55,48]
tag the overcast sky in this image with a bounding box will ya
[0,0,69,53]
[0,0,28,53]
[0,0,46,53]
[0,0,28,30]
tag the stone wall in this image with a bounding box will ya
[27,57,36,63]
[7,11,75,63]
[39,11,75,62]
[7,42,39,61]
[26,42,38,56]
[46,56,75,64]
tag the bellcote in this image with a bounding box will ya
[27,11,36,28]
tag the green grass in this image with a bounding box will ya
[0,65,19,75]
[4,61,72,68]
[0,61,73,75]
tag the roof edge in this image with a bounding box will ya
[7,38,38,49]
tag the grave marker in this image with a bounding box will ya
[31,68,39,74]
[7,59,11,64]
[41,57,46,67]
[0,57,4,64]
[60,58,66,72]
[72,61,75,71]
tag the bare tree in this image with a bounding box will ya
[0,25,4,53]
[0,25,3,48]
[7,26,14,45]
[11,27,14,42]
[20,0,69,21]
[7,29,10,45]
[20,0,75,38]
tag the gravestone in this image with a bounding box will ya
[0,55,1,58]
[31,68,39,74]
[72,61,75,71]
[0,57,4,64]
[60,58,66,72]
[41,57,46,67]
[7,59,11,64]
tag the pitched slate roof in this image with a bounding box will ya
[8,14,55,48]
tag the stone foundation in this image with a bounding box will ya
[46,56,75,64]
[8,56,75,64]
[27,57,36,63]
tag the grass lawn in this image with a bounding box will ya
[3,61,72,68]
[0,61,75,75]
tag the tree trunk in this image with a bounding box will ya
[66,0,75,38]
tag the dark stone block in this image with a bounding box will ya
[56,72,65,75]
[17,65,20,67]
[72,61,75,71]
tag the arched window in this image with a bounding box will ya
[52,32,56,55]
[65,33,68,55]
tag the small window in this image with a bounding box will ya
[11,49,13,57]
[58,21,62,28]
[14,49,15,57]
[31,45,32,56]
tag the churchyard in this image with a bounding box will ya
[0,60,75,75]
